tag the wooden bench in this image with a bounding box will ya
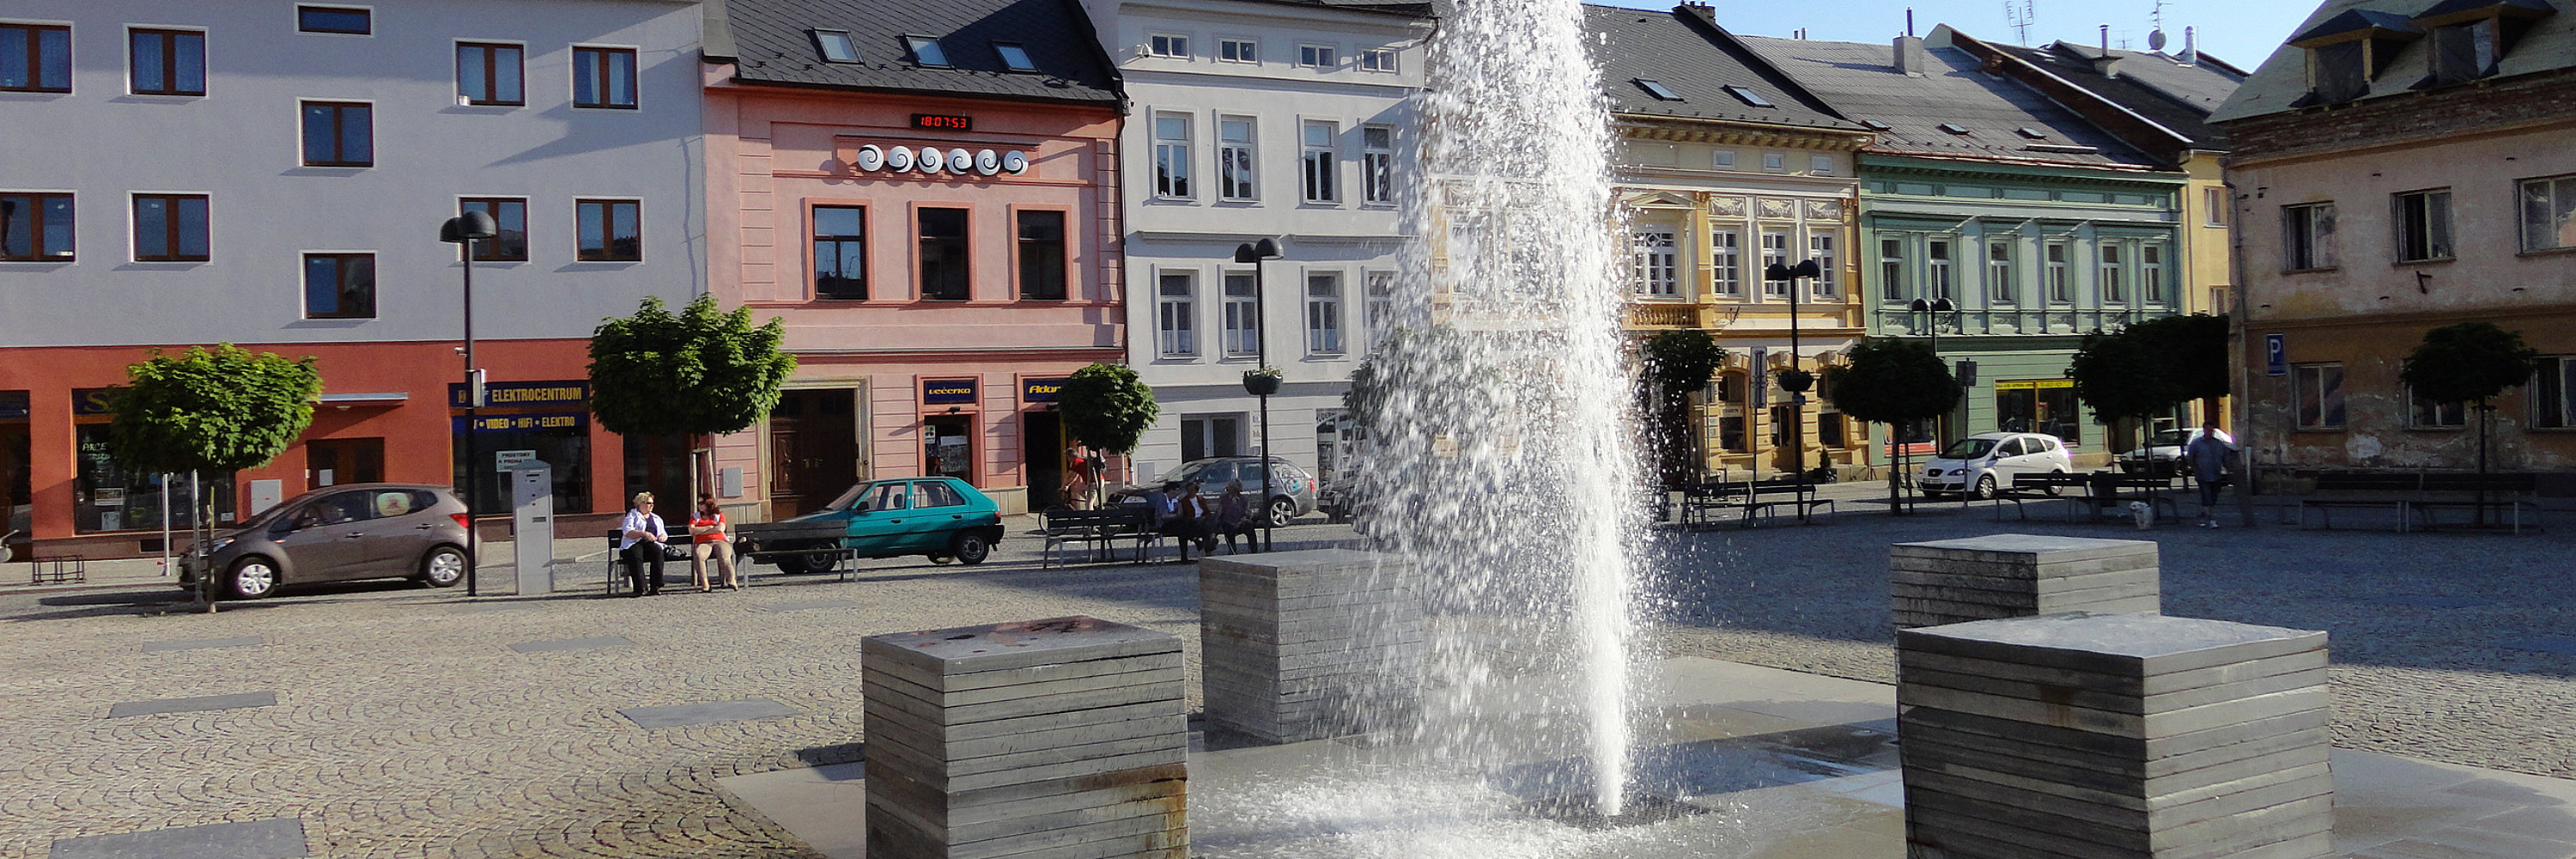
[1036,505,1157,567]
[2409,473,2542,533]
[2083,472,2182,521]
[1676,478,1746,527]
[1987,472,2095,521]
[1738,478,1835,527]
[2295,472,2426,532]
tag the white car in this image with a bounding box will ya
[1920,432,2075,500]
[2117,427,2234,476]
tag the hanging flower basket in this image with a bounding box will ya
[1242,367,1284,396]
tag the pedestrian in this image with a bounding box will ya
[1216,480,1253,553]
[617,491,668,596]
[690,494,739,592]
[2184,427,2237,528]
[1061,447,1093,510]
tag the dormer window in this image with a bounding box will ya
[993,41,1036,72]
[1633,78,1683,101]
[2410,0,2555,87]
[812,29,859,64]
[1722,85,1773,107]
[2287,9,2422,105]
[904,35,949,67]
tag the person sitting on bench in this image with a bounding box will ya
[617,491,669,596]
[1215,480,1255,553]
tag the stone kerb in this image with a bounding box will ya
[1897,612,2332,859]
[1892,534,2161,630]
[860,616,1188,859]
[1200,549,1425,744]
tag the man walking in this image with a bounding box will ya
[2184,427,2236,528]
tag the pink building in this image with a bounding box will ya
[701,0,1126,516]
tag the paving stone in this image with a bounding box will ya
[138,636,264,653]
[507,637,635,654]
[759,599,857,612]
[49,817,307,859]
[106,691,278,718]
[2372,595,2494,609]
[2495,637,2576,657]
[617,698,798,730]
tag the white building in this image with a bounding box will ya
[1079,0,1432,493]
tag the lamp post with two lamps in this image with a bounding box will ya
[1763,259,1821,522]
[1909,296,1959,450]
[439,211,497,596]
[1232,237,1283,551]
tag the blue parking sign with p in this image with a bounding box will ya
[2264,333,2287,377]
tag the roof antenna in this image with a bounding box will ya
[2003,0,2036,45]
[1906,8,1917,38]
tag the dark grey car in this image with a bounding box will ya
[179,484,471,599]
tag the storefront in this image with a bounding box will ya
[447,381,595,515]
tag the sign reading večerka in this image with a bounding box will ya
[923,379,978,405]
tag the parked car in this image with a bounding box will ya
[178,484,470,599]
[1919,432,2075,500]
[2117,427,2234,476]
[733,476,1004,573]
[1105,457,1317,527]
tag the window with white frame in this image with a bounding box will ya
[1218,116,1256,200]
[1362,125,1394,204]
[1878,237,1906,302]
[1359,48,1395,71]
[1157,271,1196,356]
[1148,34,1188,58]
[1987,239,2015,303]
[2408,381,2465,428]
[1153,113,1192,198]
[2044,241,2071,302]
[1807,232,1838,299]
[2141,244,2165,302]
[1759,231,1789,297]
[1222,271,1259,357]
[2099,242,2126,302]
[2392,189,2453,262]
[2281,202,2336,271]
[1761,152,1785,173]
[2532,356,2576,429]
[1306,271,1344,354]
[1298,44,1336,68]
[2295,363,2345,429]
[1364,271,1394,334]
[2524,174,2576,253]
[1632,226,1680,297]
[2203,187,2227,226]
[1218,38,1255,63]
[1927,238,1953,301]
[1711,229,1742,296]
[1302,120,1339,204]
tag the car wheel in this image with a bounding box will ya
[949,533,991,565]
[421,545,466,588]
[1971,474,1997,501]
[771,552,812,575]
[1266,497,1297,528]
[2043,470,2067,497]
[227,557,280,600]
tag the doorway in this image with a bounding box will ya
[924,415,975,482]
[770,388,859,517]
[1180,415,1243,464]
[1024,411,1063,509]
[307,437,385,490]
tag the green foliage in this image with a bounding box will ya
[2125,314,2232,403]
[1058,362,1158,454]
[1824,338,1959,425]
[2403,321,2539,405]
[2066,314,2231,422]
[1643,329,1722,398]
[588,295,797,437]
[106,344,322,475]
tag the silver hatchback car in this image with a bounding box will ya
[1108,457,1320,527]
[179,484,471,599]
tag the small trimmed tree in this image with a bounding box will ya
[2402,321,2539,483]
[1643,329,1723,487]
[2068,314,2232,454]
[105,344,323,609]
[589,295,797,506]
[1057,362,1159,466]
[1825,338,1961,509]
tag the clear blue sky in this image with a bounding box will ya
[1589,0,2324,72]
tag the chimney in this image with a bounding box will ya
[2178,26,2199,64]
[2093,24,2123,76]
[1678,1,1713,21]
[1894,34,1929,74]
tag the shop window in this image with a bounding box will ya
[1995,381,2080,446]
[924,416,975,481]
[76,423,235,533]
[306,436,384,489]
[464,413,593,514]
[1817,411,1846,448]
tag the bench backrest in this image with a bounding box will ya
[2011,472,2091,488]
[1046,506,1151,529]
[2313,472,2424,492]
[2420,473,2538,493]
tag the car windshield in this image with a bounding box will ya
[824,483,872,511]
[1941,439,1999,460]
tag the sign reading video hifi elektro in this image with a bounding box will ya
[923,379,979,405]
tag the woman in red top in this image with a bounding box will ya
[690,494,740,591]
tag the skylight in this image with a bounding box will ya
[904,35,950,67]
[812,29,859,64]
[1722,85,1774,107]
[1860,119,1893,131]
[994,42,1036,72]
[1633,78,1684,101]
[1938,123,1972,135]
[2014,127,2049,139]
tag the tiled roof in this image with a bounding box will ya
[1988,40,2244,149]
[1735,34,2164,169]
[1583,5,1861,133]
[713,0,1122,104]
[2213,0,2576,122]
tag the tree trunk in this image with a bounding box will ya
[194,470,218,613]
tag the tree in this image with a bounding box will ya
[2402,321,2539,484]
[588,295,797,507]
[2067,314,2231,453]
[1823,338,1961,509]
[2126,314,2231,406]
[105,344,323,609]
[1642,329,1724,487]
[1057,362,1158,456]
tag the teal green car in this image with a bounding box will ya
[732,477,1005,572]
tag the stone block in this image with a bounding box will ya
[1891,534,2163,630]
[1200,550,1423,744]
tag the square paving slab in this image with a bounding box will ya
[49,817,307,859]
[106,691,276,718]
[617,698,798,729]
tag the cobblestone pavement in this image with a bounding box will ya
[2,504,2571,856]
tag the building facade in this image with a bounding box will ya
[701,0,1126,518]
[1083,0,1431,491]
[2212,0,2576,482]
[0,0,706,559]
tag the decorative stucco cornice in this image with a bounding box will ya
[1862,155,2186,190]
[1618,121,1871,152]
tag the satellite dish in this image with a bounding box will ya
[947,148,974,173]
[854,145,885,172]
[975,149,1001,175]
[1002,150,1030,174]
[886,146,914,171]
[2148,29,2167,51]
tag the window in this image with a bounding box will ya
[1994,381,2081,446]
[131,28,206,96]
[134,194,209,262]
[1218,38,1256,63]
[303,253,375,319]
[1927,239,1953,301]
[1016,210,1066,301]
[1152,113,1192,199]
[1218,117,1257,200]
[1222,272,1259,356]
[1724,85,1773,107]
[1809,155,1833,176]
[1761,152,1786,173]
[1302,121,1339,204]
[812,29,858,64]
[1759,231,1789,297]
[296,5,370,34]
[993,42,1036,72]
[1299,44,1336,68]
[1711,230,1742,297]
[2532,356,2576,429]
[1878,237,1905,302]
[572,46,637,109]
[2281,203,2336,271]
[1808,232,1838,299]
[2044,241,2070,302]
[2517,175,2576,253]
[1986,239,2015,303]
[917,207,969,300]
[1157,271,1196,356]
[1306,271,1344,354]
[2203,187,2227,227]
[457,198,526,261]
[1712,149,1736,169]
[903,35,948,67]
[1148,34,1188,58]
[2392,190,2452,262]
[2409,383,2465,429]
[1360,48,1396,72]
[2308,41,2366,102]
[1,193,75,261]
[1632,226,1679,297]
[812,204,866,300]
[1364,271,1394,334]
[575,199,640,262]
[2294,363,2346,429]
[1634,78,1683,101]
[2099,243,2126,302]
[2,23,70,92]
[1181,415,1241,461]
[454,42,523,106]
[300,101,373,167]
[1362,125,1394,204]
[2141,244,2164,303]
[2429,19,2500,86]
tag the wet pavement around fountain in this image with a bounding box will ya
[7,500,2576,857]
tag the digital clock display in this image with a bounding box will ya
[913,113,973,131]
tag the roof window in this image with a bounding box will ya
[1722,85,1774,107]
[1937,123,1971,135]
[812,29,859,64]
[1632,79,1683,101]
[2026,143,2099,154]
[904,35,950,68]
[2014,127,2049,139]
[1859,119,1893,131]
[2287,9,2421,105]
[994,42,1036,72]
[2409,0,2553,88]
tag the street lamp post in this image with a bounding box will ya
[440,211,498,596]
[1764,259,1821,522]
[1234,238,1283,551]
[1909,296,1958,449]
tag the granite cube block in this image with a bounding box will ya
[1891,534,2163,630]
[1200,550,1423,744]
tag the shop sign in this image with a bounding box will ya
[923,379,978,405]
[452,413,586,433]
[448,381,588,409]
[1022,378,1069,403]
[0,391,27,420]
[1993,379,2075,391]
[72,387,119,415]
